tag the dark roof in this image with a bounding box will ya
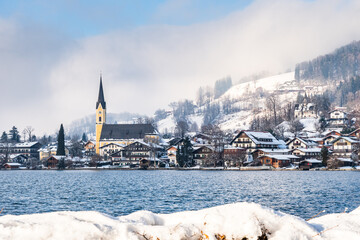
[168,137,182,146]
[96,75,106,109]
[100,124,156,140]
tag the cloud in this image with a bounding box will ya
[2,0,360,135]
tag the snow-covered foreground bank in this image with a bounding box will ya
[0,202,359,240]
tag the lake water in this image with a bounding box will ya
[0,170,359,219]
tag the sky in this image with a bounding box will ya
[1,0,360,136]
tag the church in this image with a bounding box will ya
[95,76,159,155]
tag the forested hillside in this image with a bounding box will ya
[295,41,360,81]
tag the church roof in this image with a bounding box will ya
[100,124,156,140]
[96,75,106,109]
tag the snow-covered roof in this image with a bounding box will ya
[262,154,299,160]
[233,131,282,146]
[332,136,359,144]
[292,148,322,153]
[337,158,354,162]
[301,159,322,163]
[99,143,126,149]
[224,145,244,150]
[287,137,318,147]
[4,162,22,166]
[49,155,66,160]
[257,149,290,153]
[14,142,40,148]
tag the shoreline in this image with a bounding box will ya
[2,167,359,171]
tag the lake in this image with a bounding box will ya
[0,170,359,219]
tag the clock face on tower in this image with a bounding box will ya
[99,111,102,114]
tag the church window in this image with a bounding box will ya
[99,117,102,122]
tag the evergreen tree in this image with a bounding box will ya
[176,144,183,167]
[81,132,88,142]
[57,157,66,170]
[176,137,194,167]
[56,124,66,156]
[1,131,8,142]
[321,146,329,167]
[9,126,20,142]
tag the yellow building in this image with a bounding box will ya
[95,76,159,156]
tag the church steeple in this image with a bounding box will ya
[95,74,106,155]
[96,75,106,109]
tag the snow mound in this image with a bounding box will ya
[1,202,360,240]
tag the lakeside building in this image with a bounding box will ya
[230,130,285,151]
[0,142,41,160]
[286,137,318,149]
[331,136,359,158]
[94,76,159,156]
[38,143,70,161]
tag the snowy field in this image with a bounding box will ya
[0,202,359,240]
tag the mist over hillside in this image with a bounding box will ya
[68,40,360,139]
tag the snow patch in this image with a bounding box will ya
[1,202,359,240]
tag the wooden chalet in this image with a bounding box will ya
[299,159,322,170]
[348,128,360,139]
[286,137,318,150]
[46,155,65,168]
[327,109,348,127]
[192,145,215,166]
[331,136,359,157]
[3,162,21,169]
[259,155,299,168]
[167,146,178,165]
[290,148,322,160]
[192,133,213,145]
[322,135,339,146]
[84,140,96,156]
[230,130,284,151]
[252,148,291,159]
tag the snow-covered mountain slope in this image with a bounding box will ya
[219,71,295,101]
[156,72,297,134]
[1,202,359,240]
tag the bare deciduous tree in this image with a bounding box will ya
[266,94,280,126]
[24,126,35,142]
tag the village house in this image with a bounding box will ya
[223,146,246,167]
[335,158,355,167]
[84,140,96,157]
[8,154,28,164]
[286,137,318,149]
[230,130,284,152]
[2,162,21,169]
[324,130,342,137]
[299,159,323,170]
[167,146,178,166]
[0,142,42,160]
[331,136,359,157]
[122,141,163,163]
[38,143,70,161]
[327,108,348,127]
[46,155,66,168]
[322,135,339,146]
[294,103,317,119]
[259,155,299,168]
[290,148,322,160]
[348,128,360,139]
[99,143,125,159]
[192,133,213,145]
[192,145,215,166]
[251,148,291,160]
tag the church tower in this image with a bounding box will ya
[95,75,106,154]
